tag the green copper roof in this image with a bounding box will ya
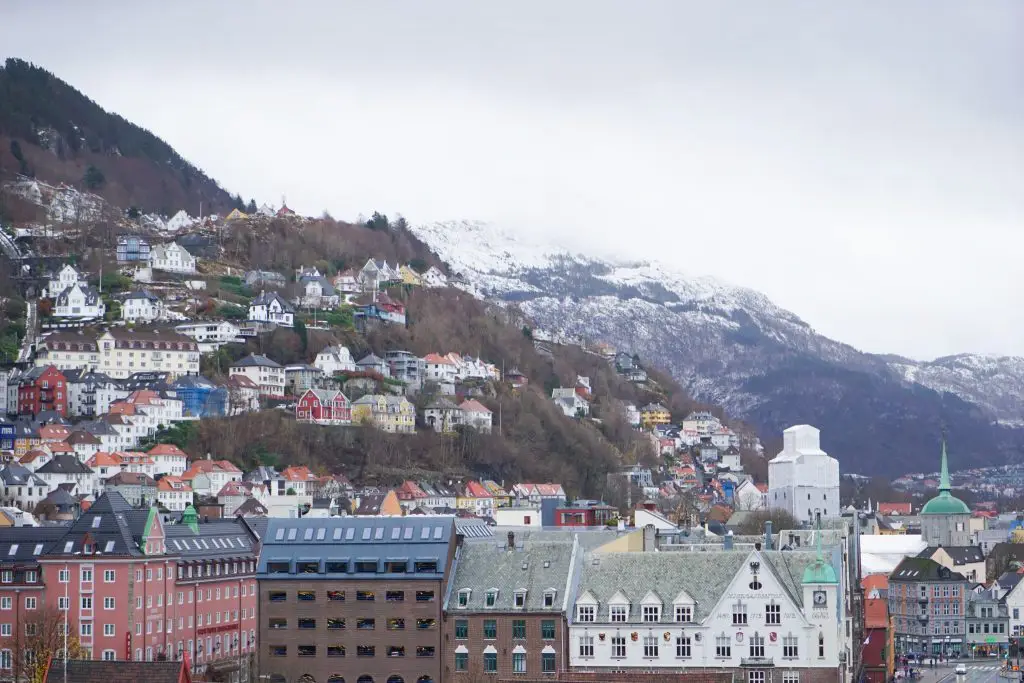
[802,524,838,584]
[921,439,970,515]
[181,504,199,533]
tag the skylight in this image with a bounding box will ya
[362,528,371,540]
[391,527,401,540]
[33,544,43,555]
[104,541,115,553]
[433,526,444,539]
[92,516,102,528]
[64,541,73,553]
[316,528,326,541]
[333,529,342,541]
[7,546,16,556]
[403,527,413,540]
[275,529,285,541]
[421,527,431,539]
[374,527,384,540]
[346,528,355,540]
[287,529,297,541]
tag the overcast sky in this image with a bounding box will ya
[2,1,1022,360]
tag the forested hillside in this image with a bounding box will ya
[0,58,239,215]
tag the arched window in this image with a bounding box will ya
[327,677,345,683]
[358,677,374,683]
[387,677,404,683]
[417,677,434,683]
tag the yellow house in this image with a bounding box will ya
[640,402,671,428]
[351,394,416,433]
[482,480,511,508]
[399,265,424,286]
[225,208,248,221]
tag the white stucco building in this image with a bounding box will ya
[248,291,294,327]
[174,321,241,353]
[230,353,286,398]
[314,344,356,375]
[54,283,105,319]
[768,425,840,525]
[121,289,165,322]
[45,264,85,298]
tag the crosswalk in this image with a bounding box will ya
[961,665,1002,671]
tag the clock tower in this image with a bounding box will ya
[802,522,840,666]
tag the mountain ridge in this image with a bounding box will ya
[412,219,1024,475]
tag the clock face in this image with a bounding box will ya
[813,590,827,606]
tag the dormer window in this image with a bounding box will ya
[577,605,595,622]
[458,589,471,608]
[543,590,557,608]
[485,589,499,607]
[642,605,661,622]
[674,605,693,623]
[610,605,628,622]
[514,591,527,608]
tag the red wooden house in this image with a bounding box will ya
[17,365,68,417]
[295,389,351,425]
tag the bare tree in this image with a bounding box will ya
[11,606,86,683]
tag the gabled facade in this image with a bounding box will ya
[116,235,151,263]
[54,283,105,319]
[295,389,351,425]
[313,344,356,375]
[45,263,85,299]
[248,291,295,328]
[350,394,415,433]
[768,425,840,525]
[96,329,200,380]
[640,402,671,428]
[229,354,285,398]
[122,290,165,323]
[148,242,197,274]
[17,365,69,417]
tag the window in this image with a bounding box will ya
[416,646,435,658]
[357,618,375,630]
[455,652,469,671]
[783,635,799,658]
[486,590,498,607]
[783,673,800,683]
[542,651,556,673]
[458,590,471,607]
[297,590,315,602]
[25,597,37,610]
[675,605,692,622]
[611,634,627,658]
[298,618,316,629]
[327,590,345,602]
[387,646,406,658]
[388,618,406,631]
[484,651,498,672]
[577,605,595,622]
[513,619,527,639]
[416,590,435,602]
[269,618,287,630]
[716,635,732,658]
[58,597,69,611]
[484,619,497,639]
[544,590,556,607]
[386,590,404,602]
[59,569,69,583]
[750,633,765,658]
[327,617,345,630]
[749,671,766,683]
[643,634,659,658]
[513,651,526,673]
[415,560,438,572]
[538,619,555,640]
[80,623,92,636]
[579,634,594,658]
[818,633,825,658]
[104,624,115,637]
[327,645,345,657]
[269,591,286,602]
[298,645,316,657]
[766,602,781,625]
[676,635,691,658]
[732,602,747,625]
[1,650,11,670]
[417,618,436,630]
[0,598,8,611]
[610,605,627,622]
[356,645,375,657]
[356,591,374,601]
[0,625,8,637]
[514,591,527,607]
[643,605,661,622]
[455,620,469,639]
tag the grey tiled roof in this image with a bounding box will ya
[447,540,575,612]
[165,519,260,560]
[574,549,824,624]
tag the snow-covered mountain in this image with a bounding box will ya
[412,220,1024,475]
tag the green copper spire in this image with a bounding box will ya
[920,436,970,515]
[182,504,199,533]
[939,437,951,491]
[802,518,838,584]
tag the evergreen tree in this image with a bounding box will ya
[366,211,390,231]
[83,164,105,189]
[246,198,257,213]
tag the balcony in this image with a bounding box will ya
[741,657,774,668]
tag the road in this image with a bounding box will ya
[914,663,1015,683]
[15,298,36,363]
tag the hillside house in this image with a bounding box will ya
[350,394,415,433]
[640,402,671,428]
[421,266,448,288]
[295,388,352,425]
[314,344,356,375]
[510,483,567,506]
[284,364,323,394]
[614,352,637,371]
[353,292,406,328]
[734,479,767,510]
[385,350,424,391]
[121,289,165,323]
[297,274,340,309]
[624,367,648,382]
[358,258,400,288]
[147,443,188,476]
[423,353,457,394]
[398,265,424,286]
[248,291,295,327]
[226,374,260,414]
[33,331,100,374]
[0,464,48,511]
[506,367,528,390]
[182,458,243,497]
[101,471,157,506]
[355,353,391,377]
[460,480,496,517]
[96,328,200,380]
[174,321,240,352]
[36,454,95,496]
[229,353,285,398]
[17,366,68,417]
[551,387,589,418]
[54,283,105,319]
[623,402,641,427]
[44,264,85,298]
[459,399,493,433]
[116,235,151,263]
[332,269,361,295]
[148,241,197,273]
[276,203,296,217]
[165,209,195,231]
[224,208,248,222]
[424,397,462,433]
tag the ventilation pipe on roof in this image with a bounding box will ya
[507,531,515,550]
[724,531,734,550]
[764,521,773,550]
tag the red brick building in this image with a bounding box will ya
[0,493,263,683]
[17,365,68,417]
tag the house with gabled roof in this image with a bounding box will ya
[54,283,105,319]
[248,290,295,327]
[121,289,165,322]
[295,388,351,425]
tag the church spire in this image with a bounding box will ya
[939,436,951,492]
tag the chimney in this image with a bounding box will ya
[724,530,734,550]
[764,521,773,550]
[643,524,657,552]
[507,531,515,550]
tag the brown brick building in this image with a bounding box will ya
[444,532,577,681]
[257,517,457,683]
